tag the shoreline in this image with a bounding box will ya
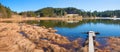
[1,17,120,23]
[0,17,82,22]
[0,23,120,52]
[0,23,82,52]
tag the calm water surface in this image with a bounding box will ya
[25,19,120,40]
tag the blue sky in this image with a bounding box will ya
[0,0,120,12]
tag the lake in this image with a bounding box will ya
[24,19,120,40]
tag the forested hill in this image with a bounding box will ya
[20,7,120,17]
[0,3,12,18]
[35,7,120,17]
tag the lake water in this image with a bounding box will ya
[24,19,120,40]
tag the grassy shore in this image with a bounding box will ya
[0,17,82,22]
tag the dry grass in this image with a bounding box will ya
[0,15,82,22]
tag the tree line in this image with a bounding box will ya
[19,7,120,18]
[0,3,12,18]
[0,3,120,18]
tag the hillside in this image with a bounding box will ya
[0,3,12,18]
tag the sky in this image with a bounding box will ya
[0,0,120,12]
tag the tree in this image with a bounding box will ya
[54,8,65,17]
[19,11,36,17]
[64,7,80,14]
[36,7,55,17]
[34,7,120,17]
[0,3,12,18]
[93,11,97,17]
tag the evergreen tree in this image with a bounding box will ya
[0,3,12,18]
[19,11,36,17]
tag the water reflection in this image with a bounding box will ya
[23,19,120,40]
[23,19,120,28]
[23,20,83,28]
